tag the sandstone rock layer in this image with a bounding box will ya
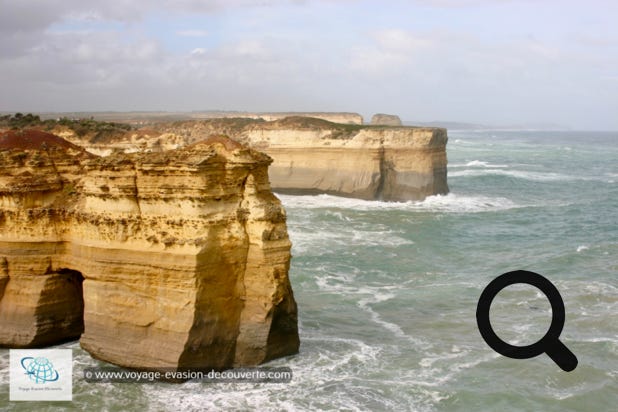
[249,119,448,201]
[56,117,449,202]
[0,130,299,370]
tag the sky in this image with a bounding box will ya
[1,0,617,129]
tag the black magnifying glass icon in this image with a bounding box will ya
[476,270,578,372]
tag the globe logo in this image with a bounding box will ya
[20,356,60,383]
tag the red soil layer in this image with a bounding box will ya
[0,129,83,151]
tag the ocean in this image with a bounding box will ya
[1,130,617,411]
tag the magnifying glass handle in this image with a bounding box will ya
[546,339,578,372]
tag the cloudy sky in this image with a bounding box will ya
[1,0,617,129]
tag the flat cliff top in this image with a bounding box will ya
[155,116,445,138]
[161,116,441,132]
[196,111,363,118]
[257,116,362,130]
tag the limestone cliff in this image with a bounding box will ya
[237,117,448,201]
[51,117,449,202]
[0,130,299,370]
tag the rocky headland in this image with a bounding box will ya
[27,116,449,202]
[0,129,299,370]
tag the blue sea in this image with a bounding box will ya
[1,130,617,411]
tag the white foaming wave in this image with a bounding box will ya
[304,335,383,374]
[605,172,618,183]
[302,332,452,411]
[576,245,589,252]
[144,382,297,412]
[452,138,474,144]
[450,168,614,183]
[559,280,618,324]
[449,168,573,181]
[466,160,492,167]
[419,350,466,369]
[324,210,352,221]
[349,229,412,246]
[142,334,389,412]
[578,337,618,344]
[560,280,618,295]
[279,193,518,213]
[314,274,354,293]
[315,277,398,300]
[278,193,395,210]
[357,293,409,340]
[406,351,499,388]
[287,227,412,255]
[314,272,431,348]
[415,193,517,213]
[450,160,509,168]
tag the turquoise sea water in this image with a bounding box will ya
[1,130,617,411]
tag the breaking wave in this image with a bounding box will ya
[278,193,518,213]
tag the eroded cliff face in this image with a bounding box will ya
[51,117,449,202]
[0,130,299,370]
[238,118,448,201]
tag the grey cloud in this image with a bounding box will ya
[0,1,66,33]
[0,0,318,57]
[1,28,166,87]
[0,0,306,33]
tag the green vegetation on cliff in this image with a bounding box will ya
[0,113,133,142]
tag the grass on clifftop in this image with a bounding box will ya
[0,113,133,142]
[271,116,373,139]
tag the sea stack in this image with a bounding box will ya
[0,130,299,370]
[370,113,402,126]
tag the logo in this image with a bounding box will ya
[21,356,60,383]
[476,270,578,372]
[10,349,73,401]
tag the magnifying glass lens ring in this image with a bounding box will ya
[476,270,566,359]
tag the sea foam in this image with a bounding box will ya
[278,193,518,213]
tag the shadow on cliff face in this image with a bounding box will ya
[32,268,85,347]
[0,267,85,348]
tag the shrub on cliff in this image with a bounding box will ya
[0,113,44,129]
[0,113,133,142]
